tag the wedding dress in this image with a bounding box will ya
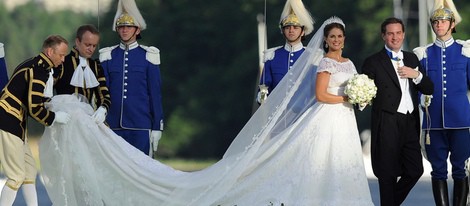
[39,17,373,206]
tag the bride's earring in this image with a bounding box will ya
[325,43,328,48]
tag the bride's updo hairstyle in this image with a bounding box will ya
[322,21,345,52]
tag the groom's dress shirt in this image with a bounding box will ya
[385,46,422,115]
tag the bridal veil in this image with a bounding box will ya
[39,17,354,206]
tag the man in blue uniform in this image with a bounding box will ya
[100,0,163,156]
[257,0,313,104]
[413,4,469,205]
[0,42,8,90]
[0,35,71,206]
[54,24,111,124]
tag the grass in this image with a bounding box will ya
[26,137,216,172]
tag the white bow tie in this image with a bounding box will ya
[70,56,99,89]
[391,51,403,61]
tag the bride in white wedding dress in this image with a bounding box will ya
[39,17,373,206]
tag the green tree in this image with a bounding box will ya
[0,2,95,137]
[2,0,469,159]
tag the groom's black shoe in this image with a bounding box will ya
[432,179,449,206]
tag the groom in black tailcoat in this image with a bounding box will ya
[361,17,434,206]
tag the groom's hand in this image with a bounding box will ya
[397,66,420,79]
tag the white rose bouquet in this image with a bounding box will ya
[344,74,377,111]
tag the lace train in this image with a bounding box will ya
[39,94,373,206]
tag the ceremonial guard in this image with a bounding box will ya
[0,42,8,90]
[257,0,313,104]
[413,1,470,205]
[100,0,163,156]
[0,35,71,206]
[54,24,111,124]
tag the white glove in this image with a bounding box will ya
[92,106,107,124]
[257,90,269,104]
[257,85,269,104]
[420,95,433,108]
[53,111,71,124]
[151,130,162,153]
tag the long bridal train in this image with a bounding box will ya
[39,94,372,206]
[39,17,373,205]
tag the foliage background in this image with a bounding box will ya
[0,0,469,159]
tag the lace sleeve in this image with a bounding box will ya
[317,58,337,74]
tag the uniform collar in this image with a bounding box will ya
[70,47,80,58]
[119,41,139,51]
[434,37,454,48]
[39,52,55,70]
[70,47,88,61]
[284,42,304,52]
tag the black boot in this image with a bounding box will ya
[453,177,469,206]
[432,179,449,206]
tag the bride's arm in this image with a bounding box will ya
[315,71,348,104]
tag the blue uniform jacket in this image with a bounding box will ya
[99,42,163,131]
[259,43,305,93]
[415,38,470,129]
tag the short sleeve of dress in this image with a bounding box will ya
[317,58,337,74]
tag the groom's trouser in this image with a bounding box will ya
[374,112,423,206]
[0,130,37,190]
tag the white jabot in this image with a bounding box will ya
[43,69,54,98]
[70,56,99,88]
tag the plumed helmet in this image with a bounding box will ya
[113,0,147,31]
[429,0,461,25]
[429,7,455,23]
[281,10,302,27]
[279,0,314,36]
[116,12,137,28]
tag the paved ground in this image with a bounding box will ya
[1,155,437,205]
[365,155,435,205]
[1,177,434,206]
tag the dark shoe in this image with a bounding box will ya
[453,177,469,206]
[432,179,449,206]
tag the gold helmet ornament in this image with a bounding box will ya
[113,0,147,31]
[430,7,455,23]
[429,0,461,25]
[116,12,137,28]
[281,10,302,27]
[279,0,314,36]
